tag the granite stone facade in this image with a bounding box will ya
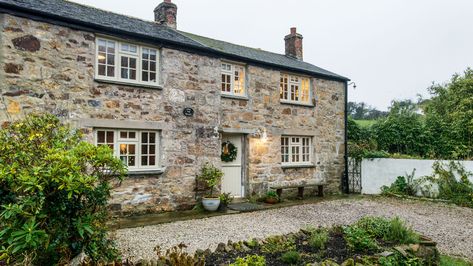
[0,12,346,215]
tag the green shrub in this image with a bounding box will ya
[378,251,422,266]
[0,114,126,264]
[307,229,329,250]
[430,161,473,208]
[354,216,390,239]
[343,226,378,253]
[260,235,295,254]
[230,254,266,266]
[280,250,300,264]
[381,169,421,196]
[197,162,223,197]
[383,217,419,244]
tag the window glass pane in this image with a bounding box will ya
[142,72,148,82]
[97,131,105,143]
[107,66,114,77]
[98,65,106,76]
[98,53,106,64]
[149,133,156,143]
[141,156,148,166]
[129,144,135,154]
[120,131,127,139]
[121,68,128,79]
[106,131,114,142]
[129,156,135,166]
[141,145,148,154]
[142,60,149,70]
[130,58,137,69]
[129,132,136,139]
[149,156,156,165]
[121,57,128,67]
[150,62,156,72]
[130,70,136,80]
[149,145,156,154]
[150,73,156,82]
[150,53,157,61]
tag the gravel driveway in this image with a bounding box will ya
[115,197,473,260]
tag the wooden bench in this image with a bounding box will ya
[270,183,325,200]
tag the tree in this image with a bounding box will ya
[423,69,473,159]
[0,114,126,264]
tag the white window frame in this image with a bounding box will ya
[280,73,312,105]
[221,62,247,97]
[281,136,313,166]
[94,129,161,171]
[95,37,160,87]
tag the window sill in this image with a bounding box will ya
[221,94,249,101]
[281,164,316,169]
[127,168,165,176]
[280,100,314,107]
[95,78,163,90]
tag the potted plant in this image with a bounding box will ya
[265,190,279,204]
[218,192,234,211]
[197,162,224,211]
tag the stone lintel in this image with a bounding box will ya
[76,118,170,130]
[276,128,316,136]
[220,127,255,134]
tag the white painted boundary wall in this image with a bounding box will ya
[361,158,473,195]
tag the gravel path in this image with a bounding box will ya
[115,197,473,260]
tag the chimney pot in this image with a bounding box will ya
[285,27,303,60]
[154,0,177,29]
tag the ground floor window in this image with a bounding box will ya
[95,129,160,171]
[281,136,312,165]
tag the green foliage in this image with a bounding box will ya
[280,250,301,264]
[383,217,419,244]
[343,226,379,253]
[230,254,266,266]
[381,170,421,196]
[155,243,205,266]
[349,69,473,160]
[440,255,473,266]
[354,216,419,245]
[354,217,391,239]
[0,114,126,264]
[429,161,473,207]
[197,162,223,197]
[305,227,329,250]
[245,239,259,249]
[260,235,296,254]
[378,251,422,266]
[219,192,234,206]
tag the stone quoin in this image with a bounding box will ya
[0,0,349,215]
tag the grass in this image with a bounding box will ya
[440,255,473,266]
[354,119,376,127]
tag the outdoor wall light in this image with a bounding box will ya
[212,126,220,139]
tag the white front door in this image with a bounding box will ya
[221,134,244,197]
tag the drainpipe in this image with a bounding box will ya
[343,81,349,194]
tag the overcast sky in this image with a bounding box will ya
[71,0,473,110]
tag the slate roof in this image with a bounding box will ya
[0,0,349,81]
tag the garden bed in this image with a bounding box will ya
[116,216,440,266]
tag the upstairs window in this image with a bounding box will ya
[280,74,311,104]
[95,129,160,171]
[96,38,159,86]
[221,62,246,97]
[281,136,312,165]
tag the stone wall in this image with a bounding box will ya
[0,13,345,215]
[221,66,345,195]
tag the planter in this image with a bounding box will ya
[265,197,278,204]
[202,197,221,211]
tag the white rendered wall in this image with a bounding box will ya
[361,158,473,195]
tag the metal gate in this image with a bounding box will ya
[348,157,362,193]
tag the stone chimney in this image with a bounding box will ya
[285,27,303,60]
[154,0,177,29]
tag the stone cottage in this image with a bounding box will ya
[0,0,349,215]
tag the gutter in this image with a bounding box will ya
[0,3,349,82]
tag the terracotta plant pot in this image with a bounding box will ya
[202,197,221,211]
[265,197,278,204]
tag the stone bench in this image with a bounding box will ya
[270,183,325,200]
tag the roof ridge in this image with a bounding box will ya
[64,0,155,25]
[178,30,297,61]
